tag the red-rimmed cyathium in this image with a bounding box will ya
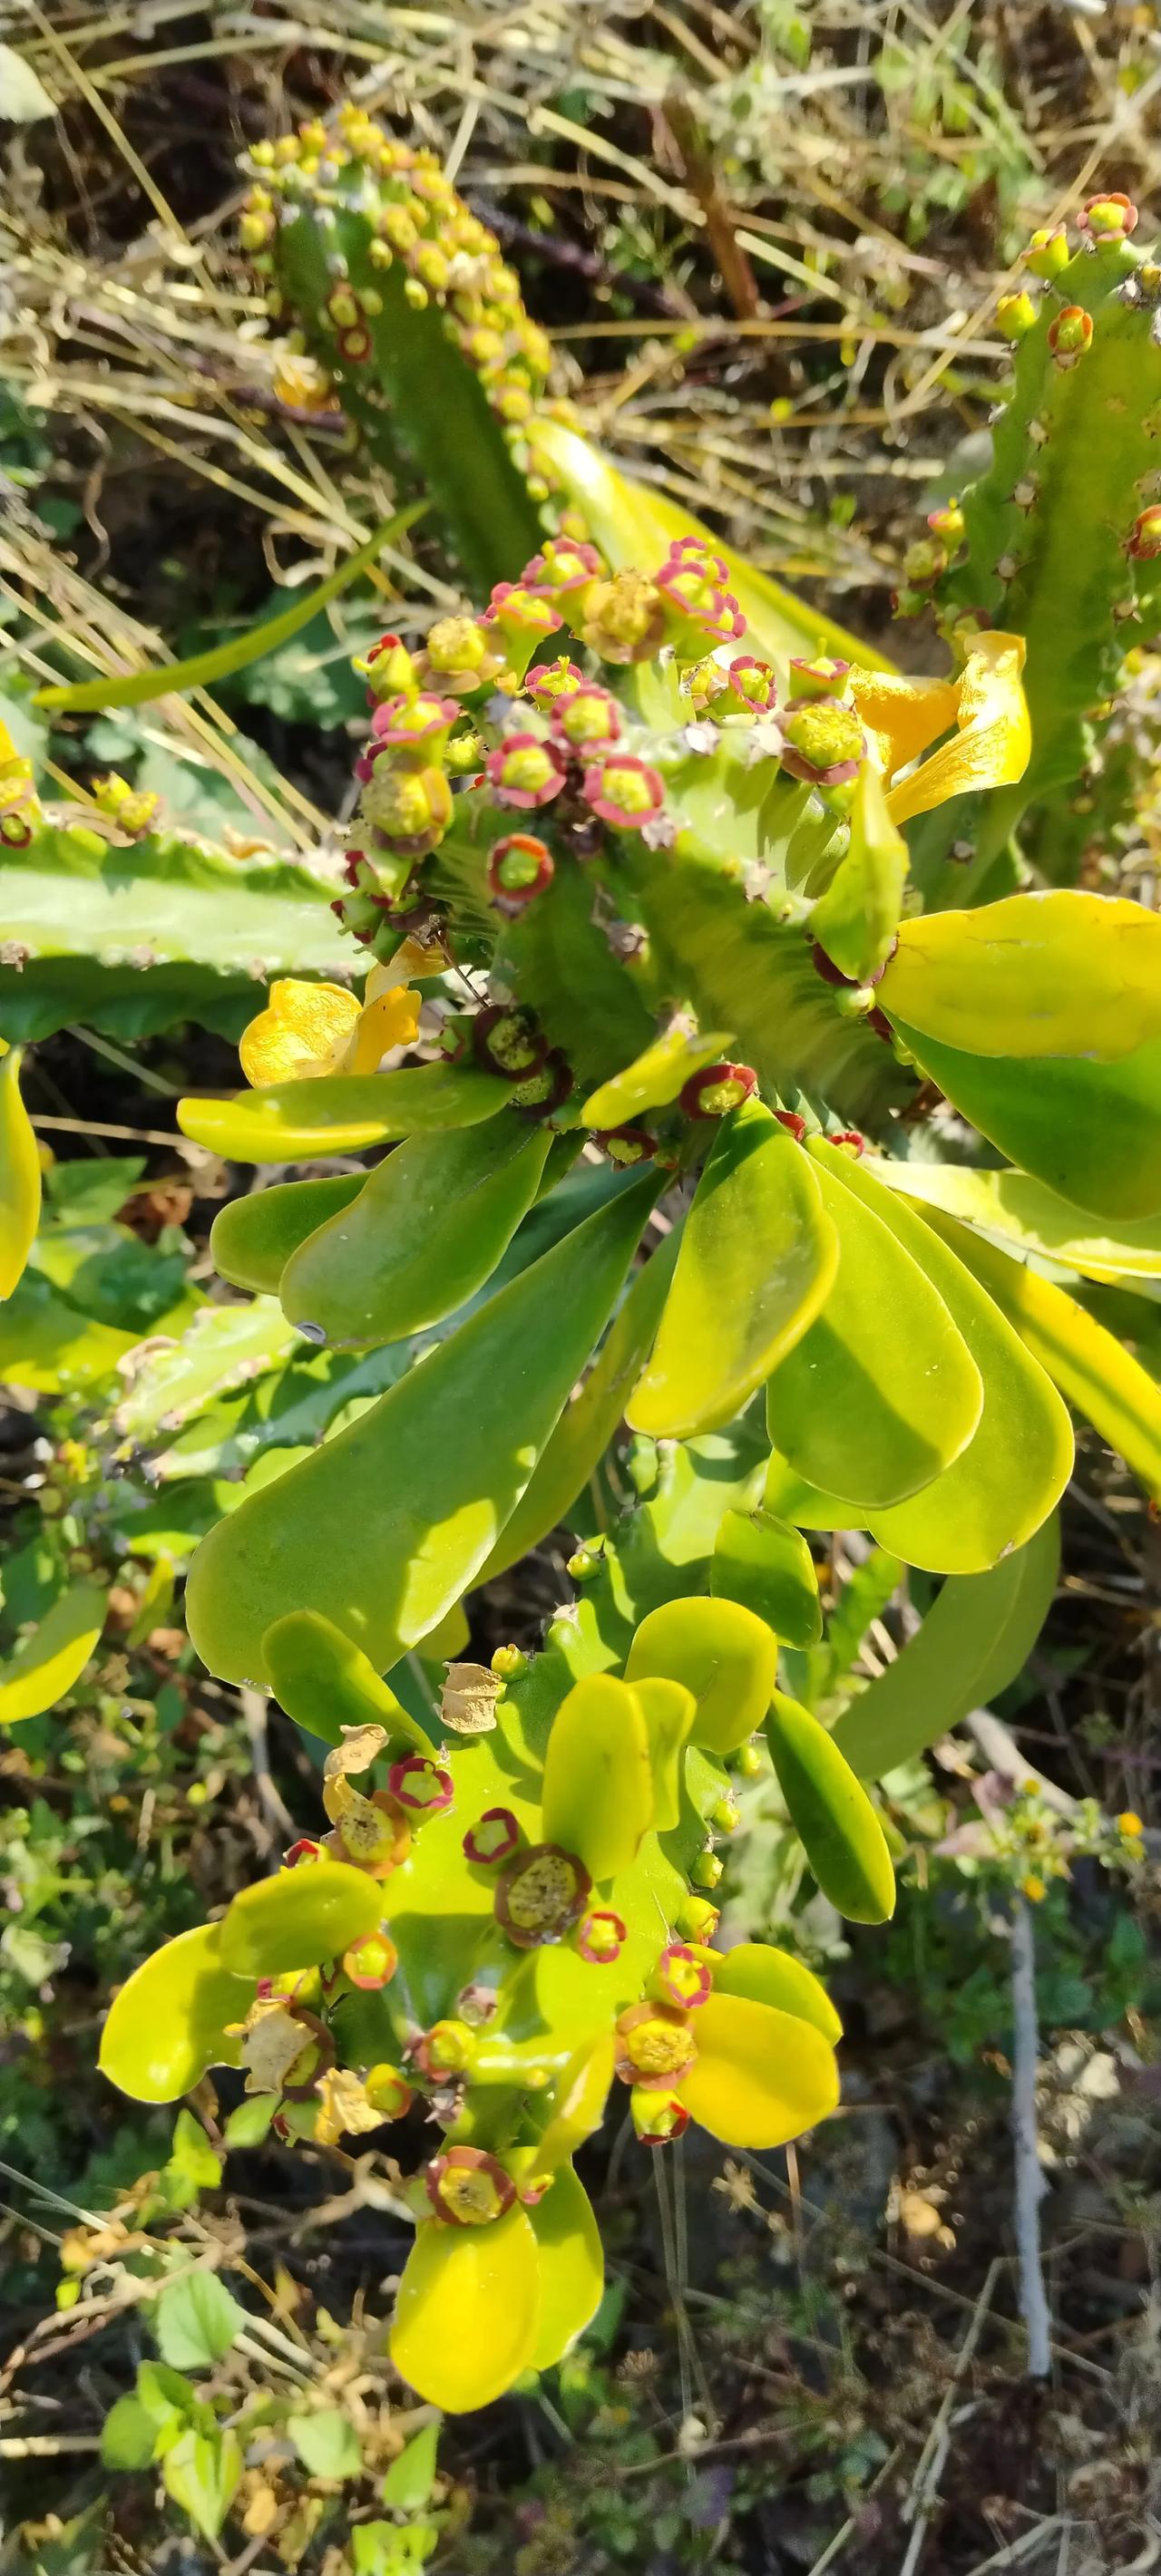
[424,2146,517,2227]
[407,2018,474,2082]
[550,685,621,751]
[776,696,865,790]
[495,1842,592,1949]
[342,1930,399,1991]
[326,1790,412,1879]
[524,657,586,709]
[630,2085,691,2145]
[1047,305,1094,367]
[1078,191,1137,242]
[462,1807,522,1866]
[472,1004,547,1078]
[652,1942,713,2011]
[365,2062,415,2120]
[787,656,852,701]
[369,692,459,751]
[387,1754,454,1815]
[774,1109,806,1142]
[485,734,568,810]
[508,1048,573,1120]
[282,1837,324,1869]
[487,834,555,914]
[518,538,601,599]
[580,755,665,831]
[594,1125,655,1167]
[614,2001,698,2085]
[679,1061,758,1119]
[576,1909,628,1965]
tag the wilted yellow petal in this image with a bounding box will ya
[239,979,361,1087]
[679,1991,839,2149]
[390,2207,541,2410]
[850,669,960,782]
[883,633,1030,827]
[341,979,422,1074]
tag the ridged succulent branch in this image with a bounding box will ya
[0,752,351,1041]
[900,191,1161,895]
[241,103,560,594]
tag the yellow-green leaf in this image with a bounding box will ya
[279,1115,551,1346]
[541,1674,653,1880]
[185,1174,656,1682]
[390,2206,541,2411]
[263,1610,432,1755]
[631,1676,697,1832]
[922,1213,1161,1504]
[210,1174,365,1295]
[711,1507,822,1647]
[0,1043,41,1300]
[883,1161,1161,1282]
[831,1514,1059,1780]
[809,1141,1072,1573]
[581,1025,734,1129]
[99,1925,251,2104]
[220,1860,384,1978]
[762,1453,856,1531]
[680,1991,839,2150]
[527,2037,616,2184]
[629,1099,838,1437]
[878,891,1161,1061]
[0,1582,106,1726]
[625,1595,778,1757]
[765,1150,981,1508]
[177,1062,512,1162]
[712,1939,843,2044]
[888,1029,1161,1222]
[810,763,908,986]
[765,1688,895,1922]
[528,2168,604,2370]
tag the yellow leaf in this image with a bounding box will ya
[878,891,1161,1063]
[390,2207,541,2410]
[0,1043,41,1300]
[680,1992,839,2150]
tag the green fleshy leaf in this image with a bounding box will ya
[765,1688,896,1923]
[810,1141,1073,1574]
[631,1677,696,1832]
[625,1595,778,1756]
[279,1114,551,1346]
[264,1610,433,1755]
[210,1174,366,1295]
[98,1925,252,2104]
[891,1026,1161,1221]
[711,1507,822,1647]
[581,1024,734,1128]
[629,1100,838,1437]
[766,1150,981,1509]
[184,1173,657,1682]
[712,1939,843,2043]
[0,1581,106,1725]
[830,1512,1059,1779]
[882,1161,1161,1280]
[879,893,1161,1063]
[810,763,907,985]
[220,1859,384,1978]
[527,2168,604,2370]
[177,1062,513,1162]
[540,1674,653,1880]
[0,1045,40,1298]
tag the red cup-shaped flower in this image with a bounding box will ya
[789,655,852,701]
[576,1908,628,1965]
[614,2001,698,2085]
[726,655,777,711]
[366,2061,414,2120]
[487,833,554,914]
[370,692,459,750]
[1047,304,1094,365]
[282,1837,323,1869]
[630,2085,691,2146]
[424,2145,516,2227]
[486,734,568,810]
[408,2017,474,2082]
[679,1060,758,1119]
[524,657,586,709]
[387,1754,454,1815]
[508,1048,573,1120]
[495,1842,592,1949]
[519,537,602,598]
[551,685,621,751]
[1078,191,1137,242]
[343,1929,399,1991]
[581,755,665,831]
[463,1806,522,1866]
[360,760,453,852]
[777,696,865,789]
[594,1124,655,1167]
[1127,506,1161,562]
[483,582,562,642]
[652,1941,713,2011]
[472,1003,547,1078]
[775,1109,806,1142]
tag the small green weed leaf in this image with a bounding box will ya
[631,1677,696,1832]
[711,1507,822,1647]
[177,1062,512,1162]
[810,763,908,985]
[161,2425,243,2540]
[528,2167,604,2370]
[879,892,1161,1062]
[891,1026,1161,1220]
[390,2206,541,2412]
[830,1512,1059,1779]
[163,2109,222,2204]
[380,2420,440,2512]
[680,1993,839,2149]
[210,1173,365,1294]
[713,1940,843,2043]
[0,1581,106,1725]
[288,2408,363,2480]
[810,1141,1073,1572]
[264,1610,432,1755]
[220,1859,384,1978]
[223,2095,278,2149]
[185,1174,655,1682]
[625,1595,778,1756]
[766,1150,981,1508]
[279,1114,550,1346]
[155,2271,246,2371]
[98,1923,252,2103]
[541,1674,653,1880]
[629,1101,838,1436]
[765,1688,895,1923]
[581,1024,735,1128]
[101,2395,159,2472]
[0,1045,40,1299]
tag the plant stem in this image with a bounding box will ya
[1010,1896,1052,2379]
